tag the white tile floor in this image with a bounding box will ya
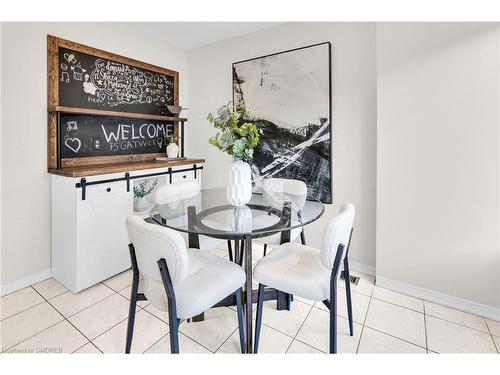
[1,244,499,354]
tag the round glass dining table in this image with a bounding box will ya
[150,187,324,353]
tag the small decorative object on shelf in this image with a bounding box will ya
[208,101,262,206]
[166,135,180,158]
[133,178,158,211]
[166,105,183,116]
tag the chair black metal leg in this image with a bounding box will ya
[263,244,267,257]
[328,244,344,354]
[169,317,180,354]
[158,258,180,354]
[126,244,139,354]
[330,279,338,354]
[254,284,265,353]
[343,255,354,336]
[235,288,246,353]
[227,240,233,262]
[125,280,138,353]
[244,235,253,354]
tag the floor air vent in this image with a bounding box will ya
[340,272,360,285]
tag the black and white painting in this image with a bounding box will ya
[233,42,332,203]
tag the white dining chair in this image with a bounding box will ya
[253,203,355,354]
[125,215,246,353]
[151,180,233,259]
[255,178,308,256]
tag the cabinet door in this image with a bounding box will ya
[76,181,132,291]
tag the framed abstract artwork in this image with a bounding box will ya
[233,42,332,203]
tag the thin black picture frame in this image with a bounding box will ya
[232,41,333,204]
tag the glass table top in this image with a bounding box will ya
[150,187,325,239]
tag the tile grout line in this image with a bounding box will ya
[213,327,239,353]
[33,287,103,353]
[284,303,314,353]
[290,338,327,353]
[312,303,366,326]
[89,302,150,348]
[43,286,146,353]
[3,275,137,353]
[50,284,117,319]
[3,319,65,352]
[142,306,228,353]
[140,333,169,354]
[370,295,424,314]
[371,296,492,335]
[72,341,101,354]
[423,302,429,353]
[484,319,499,354]
[4,288,91,353]
[142,330,214,354]
[0,286,47,322]
[287,309,356,353]
[32,285,68,301]
[360,325,427,352]
[178,329,216,354]
[424,313,493,335]
[132,303,222,353]
[207,306,242,353]
[355,288,374,353]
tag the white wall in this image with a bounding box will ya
[187,22,377,272]
[0,23,188,292]
[376,23,500,316]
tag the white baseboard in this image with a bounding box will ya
[376,276,500,321]
[349,261,376,276]
[0,269,52,297]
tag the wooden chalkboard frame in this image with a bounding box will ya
[47,35,182,170]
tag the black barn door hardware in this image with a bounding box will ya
[75,165,204,200]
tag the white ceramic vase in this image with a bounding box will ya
[166,143,179,158]
[227,161,252,207]
[134,196,151,211]
[232,205,253,233]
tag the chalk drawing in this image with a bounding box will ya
[64,52,77,64]
[83,74,97,95]
[65,138,81,153]
[60,63,69,83]
[66,121,78,131]
[71,62,86,81]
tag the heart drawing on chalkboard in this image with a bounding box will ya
[65,138,81,154]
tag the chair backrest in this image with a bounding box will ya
[263,178,307,210]
[126,215,188,287]
[151,180,200,205]
[321,203,355,275]
[263,178,307,196]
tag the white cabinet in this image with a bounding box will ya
[51,163,203,293]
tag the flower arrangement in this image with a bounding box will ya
[166,135,178,144]
[207,101,262,162]
[133,179,158,199]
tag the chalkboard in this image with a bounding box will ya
[60,113,174,159]
[58,47,175,114]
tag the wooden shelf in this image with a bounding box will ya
[48,158,205,177]
[48,106,187,122]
